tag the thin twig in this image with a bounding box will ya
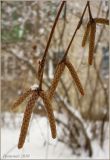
[88,1,93,21]
[62,1,89,60]
[38,1,66,90]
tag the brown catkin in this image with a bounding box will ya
[89,21,96,65]
[48,62,65,100]
[40,91,56,139]
[65,59,84,96]
[82,22,90,47]
[12,89,32,111]
[18,91,38,149]
[94,18,109,25]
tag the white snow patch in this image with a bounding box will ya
[31,84,38,91]
[39,28,44,34]
[48,60,54,79]
[1,112,109,159]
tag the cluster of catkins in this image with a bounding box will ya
[82,18,109,65]
[12,88,56,149]
[12,57,84,149]
[11,2,109,149]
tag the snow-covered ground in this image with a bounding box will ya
[1,112,109,159]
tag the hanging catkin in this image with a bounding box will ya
[48,62,65,100]
[65,59,84,96]
[40,91,56,139]
[88,21,96,65]
[82,22,90,47]
[18,91,38,149]
[94,18,109,25]
[12,89,32,111]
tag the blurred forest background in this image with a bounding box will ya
[1,0,109,159]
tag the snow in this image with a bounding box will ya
[11,49,24,59]
[1,112,109,159]
[39,28,44,34]
[91,139,109,159]
[30,84,38,91]
[58,95,83,122]
[48,60,54,79]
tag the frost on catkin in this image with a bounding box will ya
[82,22,90,47]
[40,91,56,139]
[18,91,38,149]
[12,89,32,111]
[48,62,65,100]
[94,18,109,25]
[89,21,96,65]
[65,59,84,96]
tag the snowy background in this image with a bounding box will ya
[1,112,109,159]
